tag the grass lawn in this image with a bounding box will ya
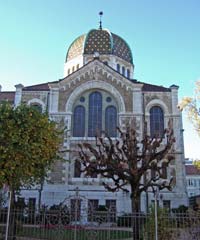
[17,225,132,240]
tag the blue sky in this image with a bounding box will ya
[0,0,199,159]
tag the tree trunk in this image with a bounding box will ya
[38,178,44,211]
[7,190,17,240]
[130,190,141,240]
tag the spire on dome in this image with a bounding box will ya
[99,11,103,30]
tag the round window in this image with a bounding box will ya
[80,96,85,102]
[106,97,112,102]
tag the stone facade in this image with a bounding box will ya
[0,26,188,212]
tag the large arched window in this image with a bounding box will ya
[105,106,117,137]
[88,92,102,137]
[73,105,85,137]
[72,90,118,137]
[150,106,164,138]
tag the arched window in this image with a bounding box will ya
[73,105,85,137]
[76,64,79,70]
[122,66,125,76]
[105,106,117,137]
[88,92,102,137]
[72,66,75,72]
[117,64,120,73]
[72,91,118,138]
[150,106,164,138]
[30,103,42,113]
[127,69,130,79]
[68,69,71,75]
[74,160,81,178]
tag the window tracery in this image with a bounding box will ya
[150,106,164,138]
[72,90,118,137]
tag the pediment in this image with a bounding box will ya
[49,60,143,92]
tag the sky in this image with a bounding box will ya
[0,0,199,159]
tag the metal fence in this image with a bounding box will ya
[0,207,200,240]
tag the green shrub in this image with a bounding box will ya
[142,206,174,240]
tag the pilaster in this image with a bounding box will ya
[14,84,24,107]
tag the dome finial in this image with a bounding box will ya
[99,11,103,30]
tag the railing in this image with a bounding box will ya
[0,207,200,240]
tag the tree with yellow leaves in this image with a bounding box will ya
[194,160,200,169]
[0,102,62,239]
[0,102,61,192]
[179,80,200,136]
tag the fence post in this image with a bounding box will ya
[154,187,158,240]
[5,191,12,240]
[74,187,79,240]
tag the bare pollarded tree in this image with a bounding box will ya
[78,122,175,213]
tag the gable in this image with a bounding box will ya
[53,60,139,112]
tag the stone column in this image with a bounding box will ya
[49,87,59,113]
[14,84,24,107]
[170,85,188,205]
[132,84,144,137]
[170,85,182,150]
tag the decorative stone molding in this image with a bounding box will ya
[27,98,46,112]
[145,99,169,116]
[59,60,135,92]
[65,80,126,113]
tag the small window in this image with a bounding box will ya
[80,96,85,102]
[28,198,36,210]
[68,69,71,75]
[106,97,112,103]
[72,66,75,72]
[88,199,99,211]
[188,179,192,186]
[117,64,120,73]
[127,69,130,78]
[30,104,42,113]
[17,197,26,208]
[74,160,81,178]
[122,66,125,76]
[194,179,197,187]
[106,200,116,220]
[106,200,116,211]
[88,199,99,221]
[76,64,79,70]
[163,200,171,211]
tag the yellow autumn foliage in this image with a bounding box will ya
[0,102,62,190]
[179,80,200,136]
